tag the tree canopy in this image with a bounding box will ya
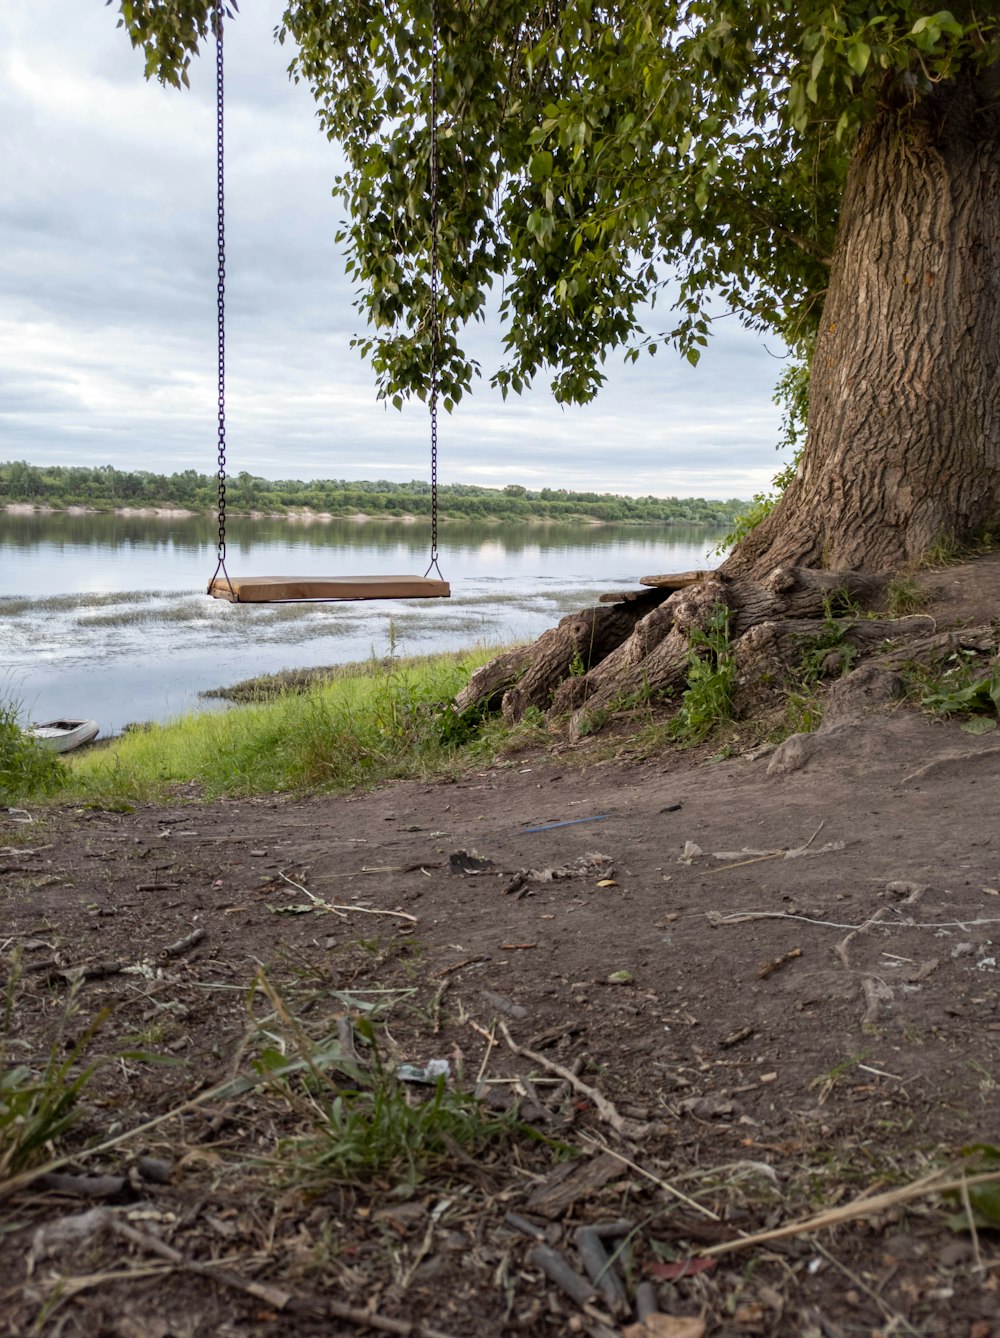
[113,1,997,409]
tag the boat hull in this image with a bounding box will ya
[27,719,100,753]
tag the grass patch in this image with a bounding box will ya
[1,958,107,1182]
[884,575,927,617]
[0,702,67,805]
[57,646,501,806]
[243,971,530,1192]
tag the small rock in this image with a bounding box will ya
[938,1239,974,1269]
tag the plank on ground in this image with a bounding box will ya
[207,574,450,603]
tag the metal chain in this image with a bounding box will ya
[214,0,229,572]
[425,0,442,579]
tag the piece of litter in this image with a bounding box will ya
[678,841,703,863]
[397,1059,451,1085]
[448,850,497,876]
[521,815,609,834]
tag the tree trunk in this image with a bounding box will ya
[458,74,1000,736]
[725,72,1000,578]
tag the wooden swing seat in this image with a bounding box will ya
[207,573,451,603]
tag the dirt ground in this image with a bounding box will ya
[2,556,1000,1338]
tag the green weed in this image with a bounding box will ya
[1,958,107,1181]
[0,702,67,805]
[668,604,735,744]
[945,1144,1000,1233]
[917,651,1000,729]
[783,689,824,736]
[247,974,518,1191]
[795,601,860,687]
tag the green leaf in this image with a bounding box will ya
[961,717,997,734]
[846,41,871,76]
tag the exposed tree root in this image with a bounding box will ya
[459,566,903,737]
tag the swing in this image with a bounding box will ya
[207,3,449,604]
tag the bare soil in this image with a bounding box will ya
[2,556,1000,1338]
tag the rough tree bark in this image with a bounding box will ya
[726,71,1000,578]
[460,72,1000,734]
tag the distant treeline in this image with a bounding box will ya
[0,461,747,526]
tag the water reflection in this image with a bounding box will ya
[1,510,716,560]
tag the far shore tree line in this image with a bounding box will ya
[0,461,746,527]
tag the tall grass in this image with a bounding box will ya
[0,701,67,804]
[61,648,498,806]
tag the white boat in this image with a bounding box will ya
[27,719,100,753]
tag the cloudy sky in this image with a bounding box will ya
[1,1,793,500]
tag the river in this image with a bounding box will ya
[0,510,726,735]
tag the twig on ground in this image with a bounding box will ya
[959,1172,983,1272]
[279,870,417,922]
[811,1239,919,1336]
[577,1134,721,1222]
[160,928,207,960]
[329,902,416,922]
[757,948,802,980]
[711,911,1000,931]
[107,1215,461,1337]
[498,1023,662,1141]
[700,1167,1000,1256]
[432,955,488,979]
[278,871,347,917]
[709,851,784,873]
[528,1243,607,1319]
[835,909,889,969]
[470,1018,498,1087]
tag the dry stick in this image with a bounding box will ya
[811,1239,919,1338]
[709,851,784,873]
[34,1263,174,1299]
[711,910,1000,931]
[160,927,207,959]
[107,1217,459,1338]
[796,818,826,852]
[278,870,347,917]
[699,1168,1000,1257]
[330,902,417,922]
[528,1243,615,1329]
[835,907,890,970]
[471,1018,498,1088]
[498,1023,661,1141]
[578,1134,720,1222]
[278,870,416,922]
[431,977,449,1036]
[959,1172,983,1272]
[757,948,802,980]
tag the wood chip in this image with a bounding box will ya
[526,1152,624,1220]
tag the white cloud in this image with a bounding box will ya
[0,0,791,499]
